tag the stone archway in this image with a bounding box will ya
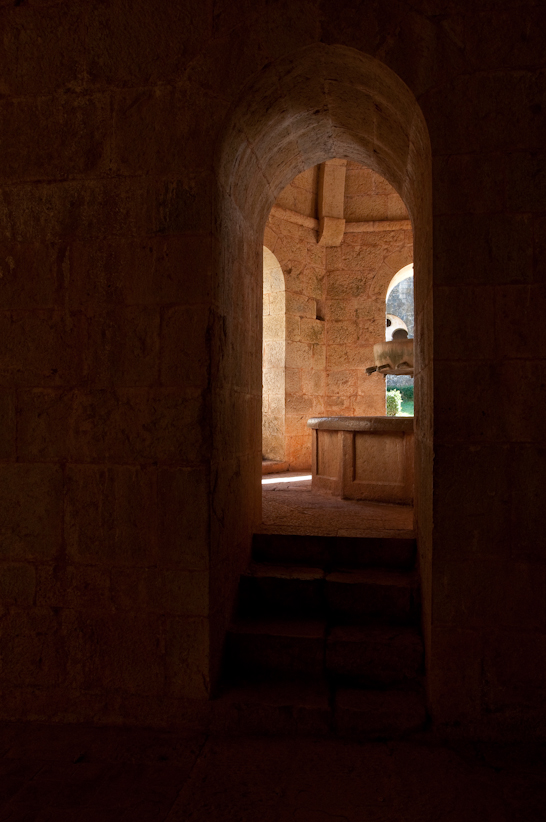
[212,43,432,683]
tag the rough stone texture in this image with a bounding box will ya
[0,0,543,741]
[0,725,544,821]
[326,625,423,685]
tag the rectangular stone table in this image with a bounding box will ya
[307,416,414,504]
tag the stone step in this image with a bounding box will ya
[238,563,325,617]
[211,677,426,739]
[252,533,416,570]
[334,687,427,738]
[326,569,420,624]
[326,625,423,686]
[226,620,326,677]
[211,676,332,737]
[238,563,419,624]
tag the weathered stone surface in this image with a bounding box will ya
[334,688,426,737]
[227,620,326,676]
[326,569,419,624]
[239,563,324,617]
[0,1,542,739]
[0,464,63,562]
[327,625,423,685]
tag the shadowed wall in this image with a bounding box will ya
[0,0,544,739]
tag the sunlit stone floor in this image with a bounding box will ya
[261,471,414,537]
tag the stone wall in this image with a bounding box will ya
[264,213,326,469]
[0,0,544,739]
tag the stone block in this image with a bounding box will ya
[111,567,209,617]
[325,570,419,624]
[0,242,63,309]
[0,179,152,243]
[426,72,546,155]
[263,340,285,369]
[227,619,325,676]
[334,688,426,738]
[252,533,329,566]
[312,344,326,370]
[326,370,357,396]
[284,314,299,342]
[300,318,324,344]
[284,434,312,469]
[481,630,546,714]
[434,286,496,361]
[0,390,15,460]
[332,536,416,570]
[428,626,482,726]
[238,564,324,618]
[302,369,325,396]
[263,367,285,395]
[65,465,157,566]
[0,563,36,606]
[285,341,313,369]
[495,284,545,359]
[158,466,210,570]
[113,85,226,176]
[284,414,309,438]
[36,564,111,612]
[497,360,544,443]
[285,394,313,414]
[153,234,214,305]
[434,213,534,285]
[0,310,86,388]
[326,299,354,321]
[154,174,212,235]
[216,678,331,737]
[327,625,423,685]
[284,368,301,393]
[64,610,165,697]
[86,1,209,87]
[434,558,546,631]
[18,387,207,463]
[461,7,546,71]
[263,254,285,295]
[0,464,62,561]
[285,292,316,318]
[165,616,210,699]
[434,362,500,443]
[0,4,87,96]
[327,345,368,370]
[161,305,210,388]
[86,305,160,387]
[356,317,384,344]
[327,320,358,346]
[435,151,510,216]
[262,414,284,438]
[0,607,65,687]
[0,93,110,181]
[433,444,511,561]
[263,313,285,341]
[267,394,285,416]
[509,445,546,561]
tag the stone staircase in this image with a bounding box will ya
[219,533,427,738]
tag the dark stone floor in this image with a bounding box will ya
[0,722,545,821]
